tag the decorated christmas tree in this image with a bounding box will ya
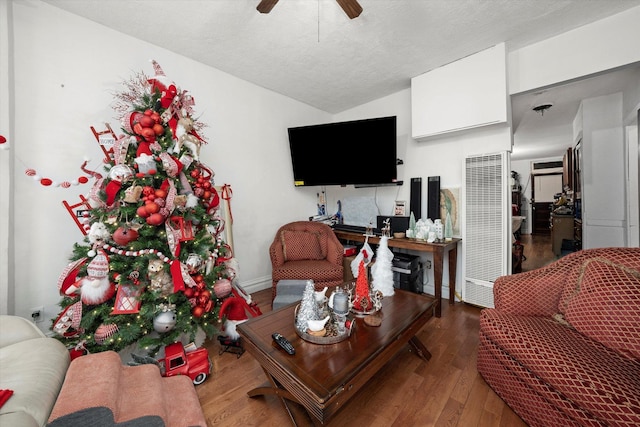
[51,61,235,356]
[353,261,372,312]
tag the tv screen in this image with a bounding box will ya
[288,116,398,187]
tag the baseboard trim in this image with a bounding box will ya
[237,276,272,295]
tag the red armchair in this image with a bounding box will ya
[269,221,344,302]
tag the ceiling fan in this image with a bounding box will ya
[257,0,363,19]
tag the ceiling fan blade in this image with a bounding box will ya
[336,0,363,19]
[257,0,279,14]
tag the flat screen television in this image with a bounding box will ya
[288,116,398,187]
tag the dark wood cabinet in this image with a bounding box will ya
[532,203,552,235]
[512,191,522,214]
[563,147,573,190]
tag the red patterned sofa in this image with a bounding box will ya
[478,247,640,427]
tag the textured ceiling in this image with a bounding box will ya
[42,0,640,159]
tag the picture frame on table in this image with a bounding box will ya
[394,200,406,216]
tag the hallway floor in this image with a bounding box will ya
[518,233,557,272]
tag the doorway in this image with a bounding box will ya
[530,173,562,235]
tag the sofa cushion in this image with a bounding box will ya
[562,258,640,360]
[49,351,206,427]
[281,230,323,261]
[0,337,70,426]
[480,310,640,424]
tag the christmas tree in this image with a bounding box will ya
[353,261,372,312]
[51,61,235,356]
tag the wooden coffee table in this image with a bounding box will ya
[237,289,436,426]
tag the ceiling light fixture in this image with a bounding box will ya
[532,102,553,116]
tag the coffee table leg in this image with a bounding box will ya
[247,367,303,426]
[409,336,432,362]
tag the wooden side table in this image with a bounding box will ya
[333,230,460,317]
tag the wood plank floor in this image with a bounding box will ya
[197,289,529,426]
[519,233,558,272]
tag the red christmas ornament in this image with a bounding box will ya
[145,202,160,214]
[112,226,139,246]
[94,323,119,344]
[197,294,209,307]
[213,279,232,298]
[192,306,205,318]
[139,115,155,128]
[153,123,164,136]
[146,213,165,226]
[137,206,150,218]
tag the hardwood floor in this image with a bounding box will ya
[197,290,528,426]
[519,233,557,272]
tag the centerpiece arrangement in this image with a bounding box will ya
[294,236,397,344]
[294,281,355,344]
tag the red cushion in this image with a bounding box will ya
[564,258,640,360]
[281,230,323,261]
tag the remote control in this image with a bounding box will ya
[272,332,295,355]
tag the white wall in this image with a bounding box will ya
[508,6,640,95]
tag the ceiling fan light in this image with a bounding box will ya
[532,102,553,116]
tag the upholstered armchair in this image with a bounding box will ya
[269,221,344,302]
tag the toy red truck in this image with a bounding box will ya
[158,342,212,385]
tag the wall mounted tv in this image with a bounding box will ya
[288,116,399,187]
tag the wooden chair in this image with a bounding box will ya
[269,221,344,303]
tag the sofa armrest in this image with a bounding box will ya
[0,315,46,348]
[494,250,586,316]
[269,235,285,268]
[326,234,344,266]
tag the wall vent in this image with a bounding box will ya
[462,152,509,308]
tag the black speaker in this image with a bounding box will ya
[427,176,440,220]
[410,177,422,219]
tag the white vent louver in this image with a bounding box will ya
[463,152,509,308]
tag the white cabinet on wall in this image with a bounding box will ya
[576,92,626,248]
[411,43,509,140]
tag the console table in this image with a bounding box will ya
[333,230,460,317]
